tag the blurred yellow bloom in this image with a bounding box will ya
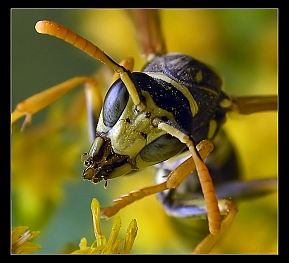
[11,226,42,254]
[11,92,89,229]
[72,198,138,254]
[11,9,277,254]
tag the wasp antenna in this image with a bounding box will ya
[35,21,121,72]
[35,20,143,106]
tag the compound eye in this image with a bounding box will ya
[140,134,186,163]
[103,79,129,127]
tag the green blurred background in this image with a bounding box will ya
[11,9,278,254]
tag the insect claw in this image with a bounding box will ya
[20,114,32,132]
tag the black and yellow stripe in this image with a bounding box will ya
[141,53,229,142]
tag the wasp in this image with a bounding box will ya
[11,10,277,253]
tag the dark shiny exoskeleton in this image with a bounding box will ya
[141,53,230,143]
[83,53,234,183]
[143,53,229,142]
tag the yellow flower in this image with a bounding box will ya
[71,198,138,254]
[11,226,42,254]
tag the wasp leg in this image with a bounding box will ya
[157,176,276,253]
[192,200,238,254]
[101,182,167,218]
[225,95,278,114]
[126,9,167,60]
[156,129,277,253]
[100,139,213,219]
[11,77,98,131]
[155,120,221,235]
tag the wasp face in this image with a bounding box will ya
[82,54,229,186]
[82,72,190,184]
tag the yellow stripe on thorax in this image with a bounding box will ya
[145,72,199,116]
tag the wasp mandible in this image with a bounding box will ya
[11,10,277,253]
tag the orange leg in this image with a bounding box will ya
[100,139,214,218]
[11,55,135,132]
[11,77,98,131]
[156,121,221,235]
[192,200,238,254]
